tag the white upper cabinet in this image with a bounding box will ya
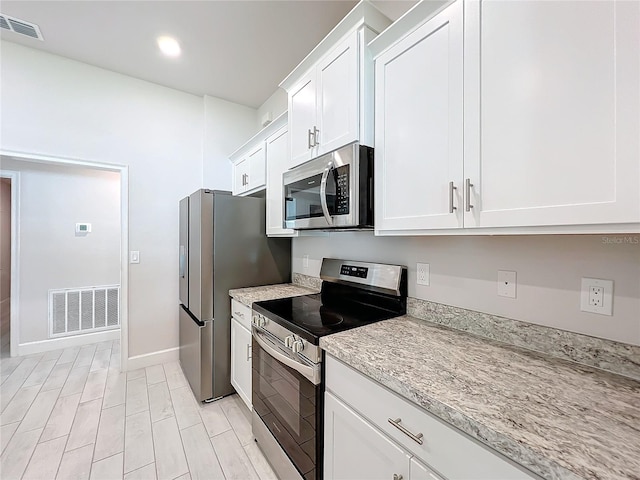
[265,115,298,237]
[463,0,640,229]
[372,0,640,235]
[281,2,391,169]
[374,0,464,232]
[231,143,265,196]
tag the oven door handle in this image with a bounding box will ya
[253,329,321,385]
[319,161,334,226]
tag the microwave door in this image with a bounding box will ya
[285,172,335,229]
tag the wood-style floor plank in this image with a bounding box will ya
[123,410,154,474]
[148,381,174,423]
[125,377,149,416]
[41,393,82,442]
[180,423,225,480]
[94,404,125,462]
[152,416,189,480]
[90,452,124,480]
[66,398,102,451]
[0,427,43,480]
[211,429,260,480]
[56,443,94,480]
[22,435,67,480]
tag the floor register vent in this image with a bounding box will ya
[49,285,120,337]
[0,13,44,40]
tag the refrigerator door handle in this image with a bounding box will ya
[179,245,186,278]
[181,305,205,327]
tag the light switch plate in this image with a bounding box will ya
[498,270,517,298]
[581,277,613,315]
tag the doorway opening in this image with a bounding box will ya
[0,176,12,358]
[0,152,128,370]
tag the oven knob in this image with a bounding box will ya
[252,314,266,328]
[291,339,304,354]
[284,335,294,348]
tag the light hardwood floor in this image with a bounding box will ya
[0,340,277,480]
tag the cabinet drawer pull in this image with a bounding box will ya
[234,311,244,318]
[247,344,251,361]
[388,417,424,445]
[448,181,457,214]
[393,475,403,480]
[465,178,474,212]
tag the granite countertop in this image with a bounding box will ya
[229,283,318,307]
[320,315,640,480]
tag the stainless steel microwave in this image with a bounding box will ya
[283,143,373,230]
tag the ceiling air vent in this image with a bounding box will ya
[0,14,44,40]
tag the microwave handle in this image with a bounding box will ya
[320,161,334,226]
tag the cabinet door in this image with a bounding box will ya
[464,0,640,228]
[247,142,266,191]
[324,392,410,480]
[375,1,464,232]
[316,31,359,157]
[233,158,249,196]
[230,318,252,409]
[289,71,317,168]
[266,126,297,237]
[410,458,444,480]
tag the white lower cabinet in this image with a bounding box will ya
[230,299,252,409]
[325,355,538,480]
[325,391,410,480]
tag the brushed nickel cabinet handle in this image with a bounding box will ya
[388,417,424,445]
[246,344,251,361]
[308,129,314,149]
[465,178,474,212]
[313,126,320,146]
[234,311,244,318]
[449,181,457,214]
[393,475,403,480]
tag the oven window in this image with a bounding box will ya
[252,337,318,479]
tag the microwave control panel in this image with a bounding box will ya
[335,165,349,214]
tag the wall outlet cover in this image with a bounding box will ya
[417,263,430,286]
[581,278,613,315]
[497,270,517,298]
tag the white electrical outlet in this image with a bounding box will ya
[581,278,613,315]
[130,251,140,264]
[497,270,517,298]
[417,263,430,286]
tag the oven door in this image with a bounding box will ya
[283,144,356,230]
[252,328,322,480]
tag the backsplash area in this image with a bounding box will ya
[291,233,640,347]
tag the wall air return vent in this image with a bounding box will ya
[49,285,120,337]
[0,14,44,40]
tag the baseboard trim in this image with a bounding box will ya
[126,347,179,371]
[18,329,120,356]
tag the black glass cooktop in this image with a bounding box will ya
[253,293,403,345]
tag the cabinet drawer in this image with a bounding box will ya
[231,299,251,330]
[326,355,537,480]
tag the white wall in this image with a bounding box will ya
[0,159,120,343]
[203,95,257,189]
[293,233,640,346]
[0,41,256,358]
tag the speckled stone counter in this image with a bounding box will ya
[320,316,640,480]
[229,283,318,308]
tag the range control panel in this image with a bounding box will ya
[340,264,368,278]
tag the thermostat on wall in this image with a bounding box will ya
[75,223,92,234]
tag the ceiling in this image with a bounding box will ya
[0,0,415,109]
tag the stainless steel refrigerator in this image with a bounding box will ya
[179,189,291,402]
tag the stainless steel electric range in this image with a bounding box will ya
[250,258,408,480]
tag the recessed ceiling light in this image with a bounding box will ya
[157,36,181,57]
